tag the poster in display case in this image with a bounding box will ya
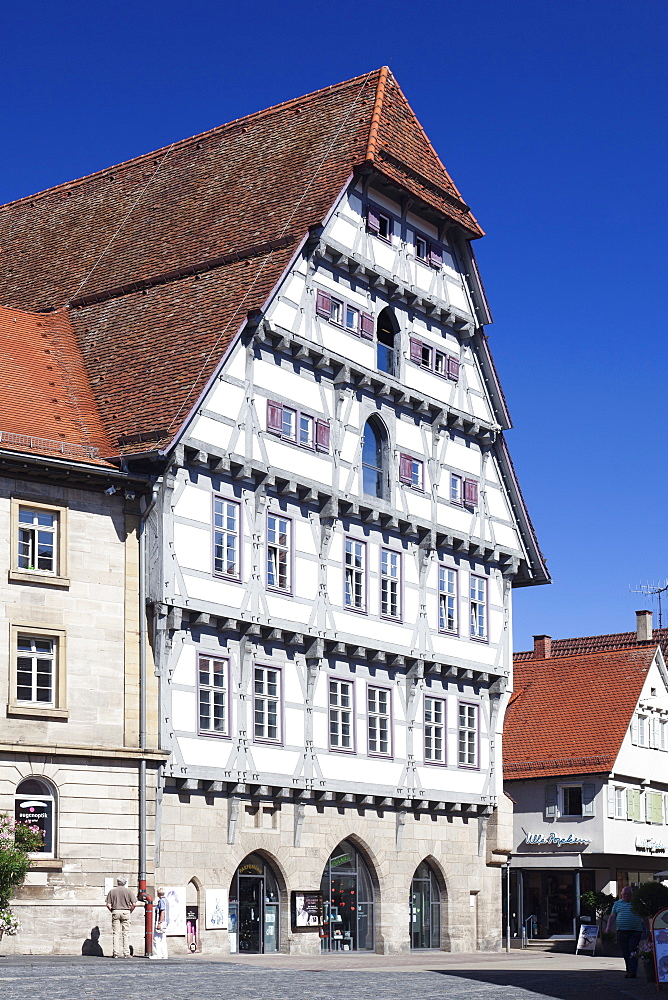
[291,891,323,929]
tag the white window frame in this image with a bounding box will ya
[10,498,69,586]
[458,702,479,768]
[367,684,392,757]
[213,497,241,580]
[380,548,401,620]
[614,785,626,819]
[450,474,463,505]
[281,406,297,441]
[267,512,291,593]
[329,678,354,752]
[345,537,366,612]
[299,413,314,449]
[198,654,229,736]
[9,624,67,720]
[559,784,584,817]
[253,665,282,744]
[470,575,487,641]
[424,696,446,764]
[439,566,458,633]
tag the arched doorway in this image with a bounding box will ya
[229,853,280,954]
[320,839,374,951]
[410,861,441,949]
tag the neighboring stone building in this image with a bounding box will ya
[0,306,163,955]
[505,612,668,945]
[0,68,549,955]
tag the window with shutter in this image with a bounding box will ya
[607,784,616,819]
[464,479,478,506]
[545,784,558,819]
[316,289,331,318]
[409,338,423,363]
[315,420,330,453]
[429,244,443,269]
[398,454,413,485]
[367,205,380,234]
[630,715,638,745]
[360,313,375,340]
[447,356,460,381]
[267,401,283,434]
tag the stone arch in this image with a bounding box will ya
[319,833,382,953]
[413,854,451,951]
[228,847,289,954]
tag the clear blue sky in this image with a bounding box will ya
[2,1,666,648]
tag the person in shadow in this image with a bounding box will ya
[81,926,104,957]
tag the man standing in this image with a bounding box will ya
[105,876,137,958]
[606,885,646,978]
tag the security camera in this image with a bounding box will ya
[104,485,117,496]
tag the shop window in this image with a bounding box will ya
[15,778,56,856]
[10,499,69,586]
[213,497,241,580]
[410,861,442,949]
[361,417,388,499]
[320,840,374,952]
[9,625,67,719]
[198,655,229,736]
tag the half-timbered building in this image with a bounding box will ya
[0,68,548,955]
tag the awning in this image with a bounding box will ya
[511,854,583,869]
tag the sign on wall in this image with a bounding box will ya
[524,832,591,848]
[15,797,52,853]
[291,891,323,929]
[164,886,187,936]
[205,888,228,929]
[636,837,666,853]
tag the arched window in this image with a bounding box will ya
[320,840,375,951]
[376,308,398,376]
[361,417,387,499]
[410,861,442,949]
[15,778,56,856]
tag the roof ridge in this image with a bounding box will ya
[0,69,384,214]
[365,65,390,161]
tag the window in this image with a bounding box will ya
[213,497,240,579]
[450,474,462,504]
[198,655,228,735]
[399,454,423,490]
[316,290,373,341]
[267,513,291,592]
[10,499,68,585]
[458,703,478,767]
[254,666,281,743]
[368,685,391,756]
[409,338,460,381]
[451,473,479,507]
[627,787,642,822]
[561,786,583,816]
[632,713,651,747]
[266,401,330,453]
[420,343,432,369]
[415,234,428,260]
[614,786,626,819]
[424,697,445,763]
[361,417,387,499]
[380,548,401,620]
[367,204,392,241]
[660,719,668,751]
[345,305,359,334]
[9,626,67,719]
[413,234,443,269]
[329,678,354,751]
[15,778,55,856]
[376,307,397,375]
[647,791,664,825]
[345,538,366,612]
[470,576,487,640]
[439,566,458,633]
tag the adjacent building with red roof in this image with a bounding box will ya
[504,612,668,944]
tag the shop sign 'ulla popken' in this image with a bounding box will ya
[524,831,591,847]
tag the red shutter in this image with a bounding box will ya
[409,338,423,363]
[316,420,330,453]
[464,479,478,506]
[360,313,375,339]
[367,205,380,234]
[316,290,331,318]
[267,400,283,434]
[429,244,443,268]
[399,454,413,484]
[447,356,460,381]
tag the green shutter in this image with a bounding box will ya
[648,792,663,825]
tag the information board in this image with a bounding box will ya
[575,924,599,954]
[291,891,323,929]
[652,908,668,983]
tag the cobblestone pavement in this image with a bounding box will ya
[0,954,659,1000]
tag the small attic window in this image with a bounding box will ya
[651,687,657,697]
[367,204,392,242]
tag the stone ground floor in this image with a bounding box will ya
[0,951,657,1000]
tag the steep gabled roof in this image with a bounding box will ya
[504,645,657,779]
[0,69,482,456]
[0,305,113,466]
[515,628,668,660]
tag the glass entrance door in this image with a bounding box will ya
[320,840,374,951]
[238,875,262,952]
[410,862,441,949]
[229,854,280,954]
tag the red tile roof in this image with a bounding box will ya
[515,629,668,660]
[0,68,483,456]
[504,645,657,779]
[0,305,113,465]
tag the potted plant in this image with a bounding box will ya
[0,813,43,941]
[634,938,656,981]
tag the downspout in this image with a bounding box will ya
[138,478,161,957]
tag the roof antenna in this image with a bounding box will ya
[630,581,668,628]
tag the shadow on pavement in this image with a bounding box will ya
[433,968,655,1000]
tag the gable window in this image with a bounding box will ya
[266,401,330,453]
[367,204,392,241]
[9,625,67,720]
[345,538,366,612]
[439,566,458,633]
[399,454,423,490]
[267,513,291,593]
[458,702,478,767]
[424,696,445,763]
[415,234,428,260]
[10,499,69,586]
[414,233,443,269]
[470,576,487,640]
[198,655,228,735]
[380,548,401,620]
[361,417,387,499]
[213,497,241,580]
[409,338,460,381]
[253,665,281,743]
[329,678,354,751]
[376,307,398,376]
[367,685,391,756]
